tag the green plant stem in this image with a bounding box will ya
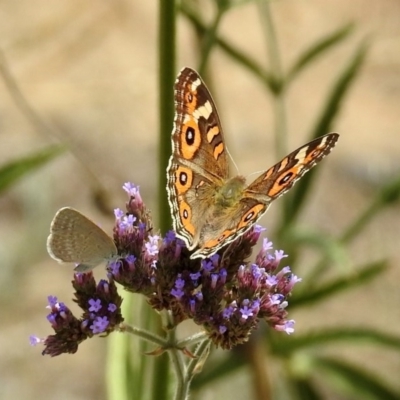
[163,310,185,400]
[177,331,209,348]
[156,1,177,398]
[107,295,132,400]
[306,174,400,281]
[182,339,212,399]
[180,2,276,89]
[198,3,226,75]
[257,0,286,157]
[0,48,110,206]
[119,323,169,347]
[158,0,176,233]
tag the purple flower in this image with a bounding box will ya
[275,320,295,335]
[195,291,203,301]
[46,296,58,308]
[119,215,136,232]
[114,208,125,220]
[108,303,117,312]
[29,335,42,346]
[285,274,302,292]
[189,299,196,313]
[270,294,284,305]
[163,230,176,245]
[88,299,102,313]
[90,316,109,334]
[109,260,122,275]
[202,259,214,273]
[274,250,288,263]
[219,269,227,284]
[174,276,185,289]
[222,302,236,319]
[190,272,201,282]
[262,238,273,252]
[145,235,160,257]
[171,288,184,300]
[254,225,266,234]
[219,325,227,334]
[210,274,219,289]
[209,254,220,267]
[239,303,254,320]
[266,274,278,286]
[123,182,140,197]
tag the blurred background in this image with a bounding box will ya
[1,1,399,399]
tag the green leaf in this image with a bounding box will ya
[287,23,354,82]
[290,259,387,308]
[270,327,400,356]
[341,173,400,243]
[289,377,323,400]
[284,39,369,223]
[285,228,349,276]
[191,351,244,391]
[0,145,65,194]
[314,356,400,400]
[180,1,279,92]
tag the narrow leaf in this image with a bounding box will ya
[191,351,244,390]
[270,327,400,356]
[315,356,400,400]
[287,23,354,82]
[341,173,400,243]
[284,40,369,223]
[290,377,324,400]
[180,2,278,92]
[0,145,65,194]
[290,259,387,308]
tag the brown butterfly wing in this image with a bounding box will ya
[244,133,339,201]
[191,133,339,259]
[191,197,268,259]
[167,67,230,249]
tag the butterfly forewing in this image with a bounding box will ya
[245,133,339,201]
[167,67,231,249]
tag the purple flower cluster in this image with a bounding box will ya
[33,182,300,355]
[31,272,123,356]
[152,233,300,348]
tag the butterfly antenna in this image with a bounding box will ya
[226,145,240,175]
[247,169,266,179]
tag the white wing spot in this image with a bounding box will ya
[193,100,212,120]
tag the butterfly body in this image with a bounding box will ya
[167,67,339,260]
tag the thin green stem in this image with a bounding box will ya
[198,3,225,75]
[0,48,110,207]
[186,339,211,379]
[158,0,176,233]
[177,331,209,348]
[161,311,185,400]
[170,348,185,400]
[257,0,291,222]
[180,2,276,89]
[257,0,286,156]
[156,1,177,398]
[306,174,400,283]
[181,339,212,399]
[106,295,133,400]
[119,323,168,347]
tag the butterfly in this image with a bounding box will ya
[47,207,117,272]
[166,67,339,260]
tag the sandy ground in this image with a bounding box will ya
[1,1,400,399]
